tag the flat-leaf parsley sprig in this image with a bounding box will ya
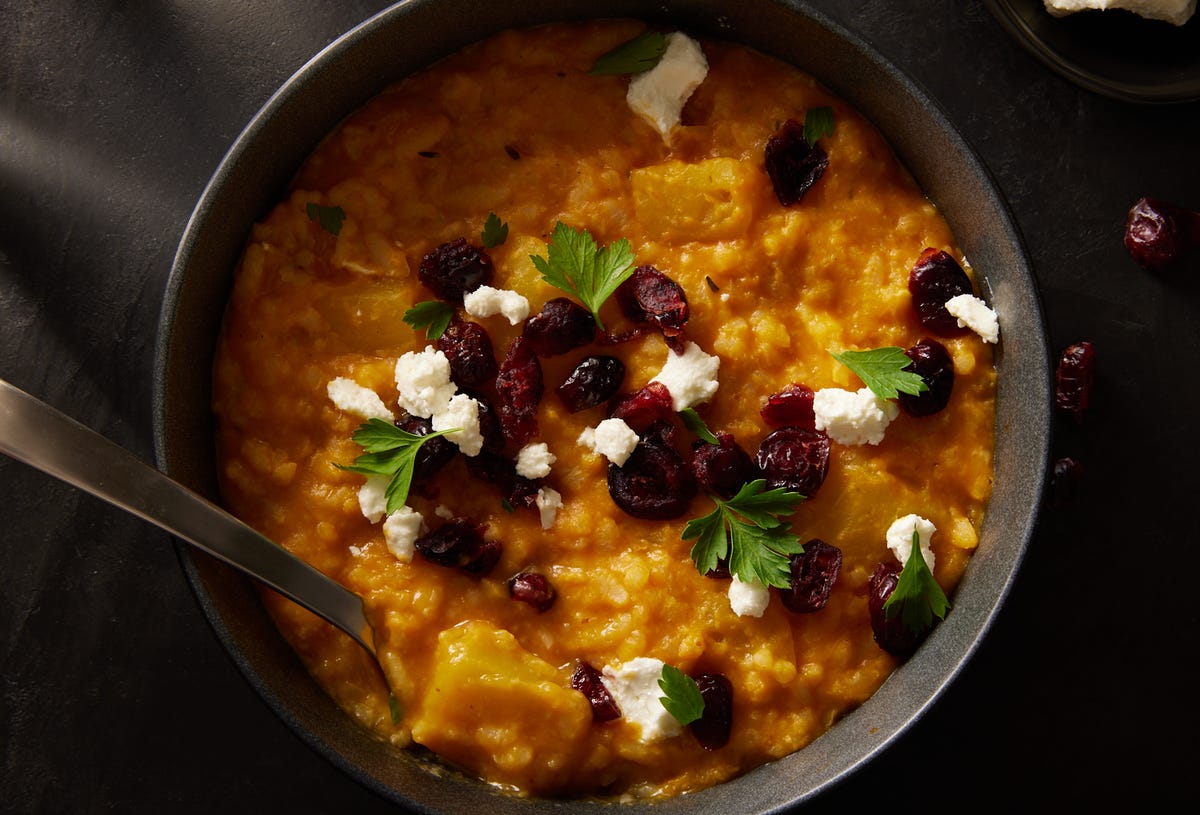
[531,221,636,331]
[829,346,928,402]
[884,529,950,633]
[402,300,455,340]
[337,418,459,515]
[658,663,704,726]
[589,31,667,75]
[683,479,805,589]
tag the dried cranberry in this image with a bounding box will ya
[522,297,596,358]
[908,248,973,336]
[756,427,830,498]
[495,336,543,446]
[607,421,697,520]
[615,265,689,350]
[414,518,500,576]
[596,324,653,346]
[571,661,621,722]
[557,355,626,413]
[779,539,842,613]
[760,383,816,429]
[764,118,829,206]
[868,562,923,657]
[690,673,734,750]
[1046,456,1086,509]
[692,431,757,499]
[418,238,493,303]
[1124,197,1200,272]
[898,338,955,417]
[1054,341,1095,422]
[464,451,540,510]
[507,571,556,612]
[437,317,497,388]
[395,414,457,491]
[607,381,674,432]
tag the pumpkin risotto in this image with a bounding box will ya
[212,20,997,800]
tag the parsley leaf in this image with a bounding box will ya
[682,479,805,588]
[530,221,636,331]
[388,693,404,725]
[403,300,455,340]
[589,31,667,75]
[305,202,346,236]
[679,407,719,444]
[828,346,928,401]
[883,529,951,634]
[803,106,835,146]
[658,663,705,726]
[481,212,508,248]
[337,418,459,514]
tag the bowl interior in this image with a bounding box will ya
[153,0,1050,811]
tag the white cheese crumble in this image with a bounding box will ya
[577,418,640,467]
[382,506,425,562]
[431,392,484,457]
[813,387,900,446]
[326,377,394,422]
[626,32,709,141]
[357,474,390,524]
[394,346,456,419]
[536,486,563,531]
[462,285,531,325]
[515,442,556,479]
[728,576,770,618]
[1043,0,1195,25]
[434,504,454,520]
[944,293,1000,344]
[600,657,683,742]
[650,341,720,411]
[886,514,937,572]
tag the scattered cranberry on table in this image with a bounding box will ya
[1054,341,1095,422]
[1124,197,1200,272]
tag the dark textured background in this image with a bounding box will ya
[3,1,1198,811]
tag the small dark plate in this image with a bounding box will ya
[987,0,1200,103]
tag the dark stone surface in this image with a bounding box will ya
[2,1,1197,811]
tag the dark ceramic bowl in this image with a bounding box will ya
[153,0,1050,811]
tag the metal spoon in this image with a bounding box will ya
[0,377,375,656]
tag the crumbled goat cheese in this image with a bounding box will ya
[326,377,394,422]
[1043,0,1195,25]
[601,657,683,742]
[728,576,770,618]
[383,506,425,562]
[650,341,720,411]
[944,293,1000,344]
[515,442,556,479]
[626,32,709,141]
[434,504,454,520]
[395,346,456,418]
[357,474,390,524]
[886,514,937,572]
[430,392,484,457]
[813,387,900,446]
[536,486,563,531]
[577,418,640,467]
[462,285,530,325]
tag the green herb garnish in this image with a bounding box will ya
[803,106,835,146]
[481,211,509,248]
[828,346,928,402]
[530,221,636,331]
[883,529,950,634]
[589,31,667,75]
[388,693,404,725]
[682,479,805,589]
[337,418,459,514]
[305,202,346,236]
[679,407,719,445]
[402,300,455,340]
[658,663,705,726]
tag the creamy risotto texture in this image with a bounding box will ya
[212,20,997,799]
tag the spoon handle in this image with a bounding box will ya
[0,377,374,655]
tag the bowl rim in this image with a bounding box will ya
[153,0,1051,811]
